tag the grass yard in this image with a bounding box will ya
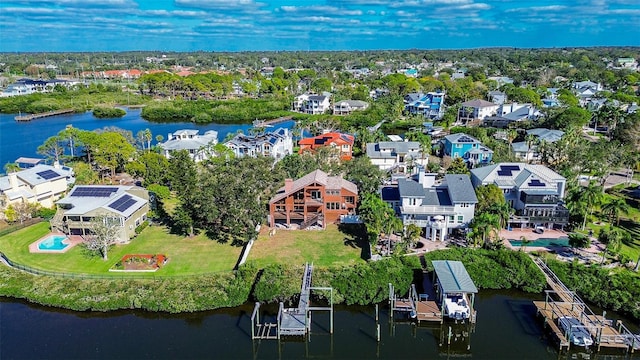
[0,222,241,276]
[247,223,368,268]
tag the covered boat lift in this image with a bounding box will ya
[432,260,478,323]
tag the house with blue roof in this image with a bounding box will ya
[470,163,568,230]
[442,133,493,167]
[380,171,477,242]
[404,91,446,120]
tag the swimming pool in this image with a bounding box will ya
[38,235,69,251]
[508,238,569,247]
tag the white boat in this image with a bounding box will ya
[558,316,593,347]
[443,293,470,320]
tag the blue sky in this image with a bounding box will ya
[1,0,639,52]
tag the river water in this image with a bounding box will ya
[0,109,295,167]
[1,290,638,360]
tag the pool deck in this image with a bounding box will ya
[29,233,84,253]
[500,228,604,255]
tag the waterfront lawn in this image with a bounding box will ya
[247,223,367,268]
[0,222,241,276]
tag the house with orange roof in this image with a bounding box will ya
[298,132,355,161]
[268,169,358,229]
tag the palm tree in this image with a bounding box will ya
[601,197,631,226]
[598,227,627,265]
[525,133,537,163]
[580,182,603,230]
[519,236,530,252]
[469,212,500,247]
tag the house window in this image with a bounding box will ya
[68,216,80,222]
[310,190,321,199]
[275,205,285,212]
[409,198,417,206]
[293,192,304,200]
[326,202,340,210]
[293,205,304,212]
[456,144,462,148]
[457,216,464,224]
[344,196,355,204]
[326,190,339,195]
[460,203,469,208]
[449,216,455,223]
[81,216,92,222]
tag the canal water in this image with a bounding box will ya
[1,290,638,360]
[0,110,295,167]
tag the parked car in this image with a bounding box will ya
[533,226,545,234]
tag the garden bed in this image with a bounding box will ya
[110,254,168,272]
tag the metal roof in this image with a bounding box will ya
[432,260,478,294]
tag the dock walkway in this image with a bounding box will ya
[252,116,293,128]
[532,257,636,353]
[15,109,75,121]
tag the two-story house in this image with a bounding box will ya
[573,80,603,107]
[298,132,355,161]
[381,172,477,241]
[470,163,569,230]
[268,169,358,229]
[333,100,369,115]
[457,99,499,124]
[51,185,150,243]
[404,91,446,120]
[366,141,429,173]
[292,93,331,114]
[159,129,218,162]
[442,133,493,167]
[483,103,541,128]
[225,128,293,160]
[0,164,74,218]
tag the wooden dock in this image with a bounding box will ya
[252,116,293,128]
[389,284,443,323]
[15,108,75,121]
[532,258,637,353]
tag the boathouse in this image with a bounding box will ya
[432,260,478,322]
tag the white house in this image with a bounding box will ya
[333,100,369,115]
[458,99,500,123]
[381,172,477,241]
[470,163,569,230]
[366,141,428,174]
[1,78,79,97]
[292,93,331,114]
[225,128,293,160]
[159,129,218,162]
[0,164,74,218]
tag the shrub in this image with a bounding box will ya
[93,107,126,118]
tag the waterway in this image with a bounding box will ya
[1,291,638,360]
[0,109,295,167]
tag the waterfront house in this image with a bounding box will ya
[51,185,149,243]
[366,140,428,174]
[298,132,354,161]
[0,78,77,97]
[404,91,446,120]
[268,169,358,229]
[470,163,569,230]
[380,172,477,241]
[14,157,46,169]
[442,133,493,167]
[292,93,331,114]
[0,164,74,218]
[159,129,219,162]
[333,100,369,115]
[225,128,293,160]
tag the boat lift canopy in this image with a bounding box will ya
[432,260,478,295]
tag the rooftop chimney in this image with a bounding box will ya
[284,178,294,192]
[418,171,436,189]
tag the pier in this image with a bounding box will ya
[251,263,333,340]
[252,116,293,128]
[532,257,638,353]
[15,109,75,121]
[389,283,443,323]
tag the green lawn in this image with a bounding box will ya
[0,222,241,276]
[247,223,368,268]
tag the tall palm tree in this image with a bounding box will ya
[601,197,631,226]
[519,236,530,252]
[580,183,604,230]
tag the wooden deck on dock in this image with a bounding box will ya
[15,108,75,121]
[415,300,443,323]
[253,116,293,128]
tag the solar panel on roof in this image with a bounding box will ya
[70,187,118,197]
[36,169,60,180]
[528,179,546,187]
[497,170,511,176]
[108,194,139,212]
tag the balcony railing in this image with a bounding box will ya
[401,205,455,215]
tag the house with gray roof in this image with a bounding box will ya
[470,163,568,230]
[333,100,369,115]
[366,141,428,174]
[0,164,74,218]
[380,171,477,241]
[512,128,564,163]
[442,133,493,167]
[457,99,499,124]
[225,127,293,161]
[488,91,507,105]
[51,185,149,243]
[159,129,218,162]
[292,93,331,114]
[483,103,541,128]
